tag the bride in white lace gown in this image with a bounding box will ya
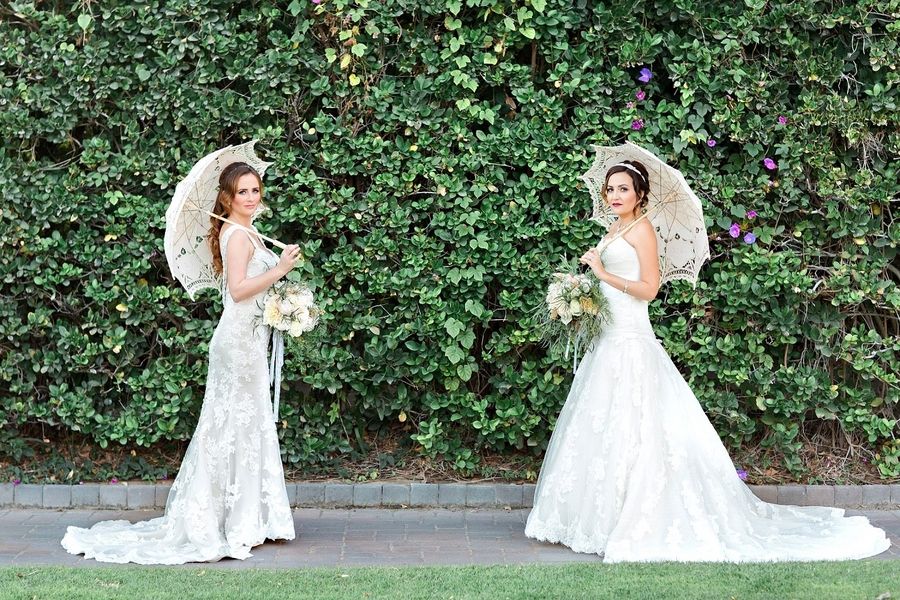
[62,162,301,564]
[524,161,891,562]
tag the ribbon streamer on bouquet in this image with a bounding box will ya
[573,340,579,373]
[269,329,284,422]
[564,332,581,374]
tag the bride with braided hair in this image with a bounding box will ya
[62,161,302,564]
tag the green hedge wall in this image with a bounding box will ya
[2,0,899,478]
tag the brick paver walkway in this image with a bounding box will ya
[1,508,898,567]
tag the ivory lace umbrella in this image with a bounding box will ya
[164,140,287,299]
[581,142,710,286]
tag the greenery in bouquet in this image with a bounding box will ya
[536,258,611,362]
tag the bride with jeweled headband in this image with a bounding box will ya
[524,158,890,562]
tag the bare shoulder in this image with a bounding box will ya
[625,218,657,249]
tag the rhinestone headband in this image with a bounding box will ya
[610,162,646,182]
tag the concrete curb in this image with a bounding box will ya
[1,482,898,510]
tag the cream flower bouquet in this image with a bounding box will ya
[537,258,610,368]
[262,281,321,338]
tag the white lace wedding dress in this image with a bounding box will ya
[524,237,891,562]
[62,226,295,564]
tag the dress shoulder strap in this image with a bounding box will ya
[218,225,259,301]
[220,224,261,258]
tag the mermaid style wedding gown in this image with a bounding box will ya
[62,226,295,564]
[524,237,891,562]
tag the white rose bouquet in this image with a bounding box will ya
[537,258,610,368]
[262,281,321,338]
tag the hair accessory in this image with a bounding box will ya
[611,162,646,182]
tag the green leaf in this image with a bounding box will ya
[444,344,466,365]
[730,205,747,220]
[288,0,303,16]
[445,318,464,338]
[77,14,92,30]
[458,331,476,350]
[531,0,547,12]
[351,43,367,58]
[465,299,485,318]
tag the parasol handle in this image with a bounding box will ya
[204,211,289,250]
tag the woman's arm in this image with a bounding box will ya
[225,230,301,303]
[580,220,661,301]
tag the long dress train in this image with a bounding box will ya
[61,226,295,564]
[524,236,891,562]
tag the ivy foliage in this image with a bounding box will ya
[1,0,898,478]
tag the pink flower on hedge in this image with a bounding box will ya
[12,478,20,486]
[626,101,635,109]
[638,67,652,83]
[109,478,118,484]
[744,232,757,244]
[778,115,787,125]
[747,210,758,219]
[312,0,322,3]
[635,89,646,101]
[631,119,644,130]
[707,138,717,147]
[729,223,741,238]
[763,157,777,170]
[737,469,748,481]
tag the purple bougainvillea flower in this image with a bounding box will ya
[12,478,21,486]
[744,232,757,244]
[635,89,646,101]
[778,115,787,125]
[747,209,758,219]
[109,477,118,484]
[638,67,652,83]
[626,101,635,109]
[707,138,717,147]
[763,157,777,170]
[631,119,644,130]
[313,0,322,3]
[729,223,741,238]
[737,469,748,481]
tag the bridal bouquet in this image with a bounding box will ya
[536,259,610,367]
[262,281,321,338]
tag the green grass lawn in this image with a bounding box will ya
[1,562,897,600]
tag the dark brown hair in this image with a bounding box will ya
[208,162,263,275]
[604,160,651,215]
